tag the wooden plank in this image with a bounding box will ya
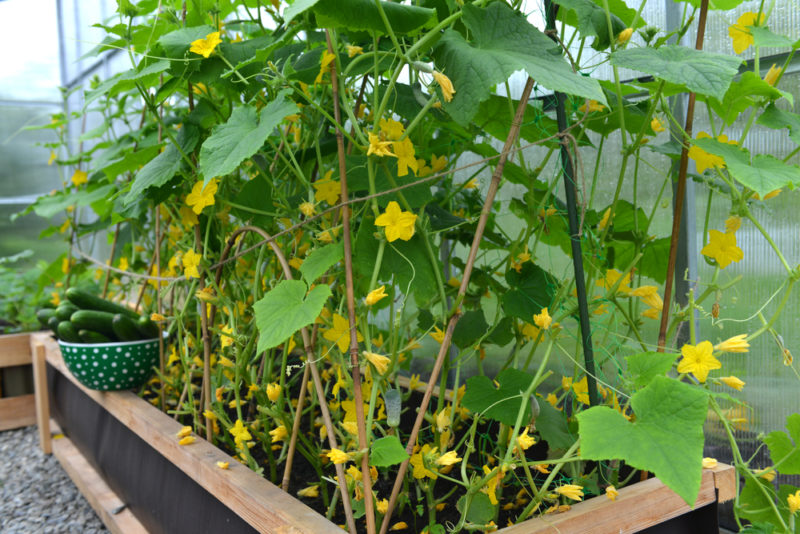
[497,464,736,534]
[711,463,737,503]
[50,428,149,534]
[35,333,342,534]
[0,394,36,430]
[31,340,52,454]
[0,332,33,368]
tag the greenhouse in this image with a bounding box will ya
[0,0,799,532]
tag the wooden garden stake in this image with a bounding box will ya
[326,29,376,534]
[101,224,120,299]
[379,77,536,534]
[155,207,165,411]
[195,225,213,442]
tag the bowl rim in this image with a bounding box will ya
[58,337,161,349]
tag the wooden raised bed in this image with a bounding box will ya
[0,332,37,431]
[33,332,735,534]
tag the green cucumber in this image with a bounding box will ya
[47,316,60,334]
[65,288,139,319]
[57,321,81,343]
[78,329,112,344]
[37,308,56,328]
[136,316,160,339]
[112,314,142,342]
[70,310,117,338]
[55,303,79,322]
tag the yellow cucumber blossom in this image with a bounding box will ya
[605,485,619,501]
[393,137,418,177]
[375,201,417,242]
[432,71,455,102]
[363,351,391,375]
[651,117,665,133]
[715,334,750,353]
[702,457,718,469]
[789,490,800,515]
[266,382,281,402]
[720,376,745,391]
[677,341,721,383]
[346,44,363,57]
[367,132,395,157]
[182,249,202,279]
[186,179,218,214]
[701,230,743,269]
[327,448,350,464]
[297,485,319,498]
[190,31,222,58]
[533,308,552,330]
[728,12,765,54]
[435,450,462,467]
[365,285,388,306]
[617,27,633,43]
[555,484,584,501]
[71,169,88,186]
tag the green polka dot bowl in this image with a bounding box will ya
[58,338,160,391]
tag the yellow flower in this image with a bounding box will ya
[315,51,336,84]
[788,490,800,515]
[367,132,395,157]
[596,269,632,293]
[269,424,288,442]
[555,484,584,501]
[597,208,612,231]
[533,308,552,330]
[605,485,619,501]
[376,498,389,514]
[323,313,363,352]
[379,118,405,141]
[701,230,743,269]
[297,485,319,498]
[186,179,218,214]
[71,169,88,186]
[754,189,782,200]
[651,117,665,133]
[436,450,461,466]
[408,374,421,390]
[689,132,736,174]
[677,341,721,383]
[176,426,192,439]
[365,285,388,306]
[725,216,741,233]
[390,523,408,531]
[578,100,606,113]
[313,176,340,205]
[151,313,166,322]
[432,71,455,102]
[572,376,590,405]
[430,326,446,343]
[617,27,633,43]
[728,12,765,54]
[756,467,776,482]
[702,457,718,469]
[266,382,281,402]
[229,419,252,448]
[375,201,417,242]
[393,137,418,177]
[182,248,202,279]
[220,325,233,348]
[763,63,782,86]
[363,351,391,375]
[516,428,536,451]
[521,323,540,340]
[299,201,316,217]
[178,436,196,445]
[720,375,745,391]
[327,448,350,464]
[431,154,447,173]
[630,286,663,310]
[190,31,222,58]
[48,151,57,165]
[346,44,363,57]
[216,461,229,469]
[715,333,750,353]
[545,393,559,408]
[410,444,439,479]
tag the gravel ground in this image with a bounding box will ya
[0,425,108,534]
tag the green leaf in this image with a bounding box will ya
[313,0,435,35]
[231,176,273,227]
[254,280,332,352]
[457,492,496,524]
[693,137,800,197]
[552,0,629,50]
[750,26,800,49]
[462,368,536,425]
[283,0,321,23]
[626,352,679,390]
[763,413,800,475]
[123,125,199,205]
[474,95,562,147]
[370,435,410,467]
[299,243,343,285]
[158,25,215,57]
[611,45,742,100]
[433,2,605,125]
[501,262,559,321]
[198,94,298,183]
[638,237,670,284]
[738,477,779,525]
[577,375,709,506]
[708,71,791,125]
[100,145,161,181]
[758,104,800,145]
[452,310,489,349]
[679,0,745,10]
[84,60,171,105]
[536,400,574,452]
[29,184,116,219]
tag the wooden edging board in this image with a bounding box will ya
[32,332,342,534]
[35,332,736,534]
[0,332,36,430]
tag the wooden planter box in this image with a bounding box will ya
[32,332,735,534]
[0,332,37,430]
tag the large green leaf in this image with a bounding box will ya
[158,25,215,57]
[198,94,298,183]
[299,243,343,285]
[370,435,410,467]
[757,104,800,145]
[433,2,605,125]
[473,95,563,147]
[501,262,559,321]
[577,375,709,506]
[552,0,629,50]
[708,71,790,125]
[27,184,116,219]
[749,26,800,49]
[611,45,742,100]
[462,368,537,426]
[123,125,199,205]
[231,176,273,227]
[313,0,435,34]
[456,492,496,525]
[693,137,800,197]
[85,60,170,105]
[254,280,332,352]
[763,413,800,475]
[536,400,575,452]
[452,310,490,349]
[626,351,678,390]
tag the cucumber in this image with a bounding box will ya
[78,329,112,344]
[55,303,79,322]
[70,310,117,338]
[57,321,81,343]
[136,315,160,339]
[112,314,142,342]
[37,308,56,328]
[65,288,139,319]
[47,316,60,334]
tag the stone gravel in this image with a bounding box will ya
[0,425,108,534]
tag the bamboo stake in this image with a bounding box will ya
[101,224,120,298]
[155,207,166,411]
[195,226,213,442]
[378,77,536,534]
[326,29,376,534]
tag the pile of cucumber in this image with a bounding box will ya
[38,288,160,344]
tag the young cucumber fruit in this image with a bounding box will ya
[55,303,80,322]
[112,314,143,342]
[65,288,139,320]
[70,310,118,339]
[78,330,113,344]
[57,321,82,343]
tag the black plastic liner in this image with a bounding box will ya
[47,363,258,534]
[638,500,719,533]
